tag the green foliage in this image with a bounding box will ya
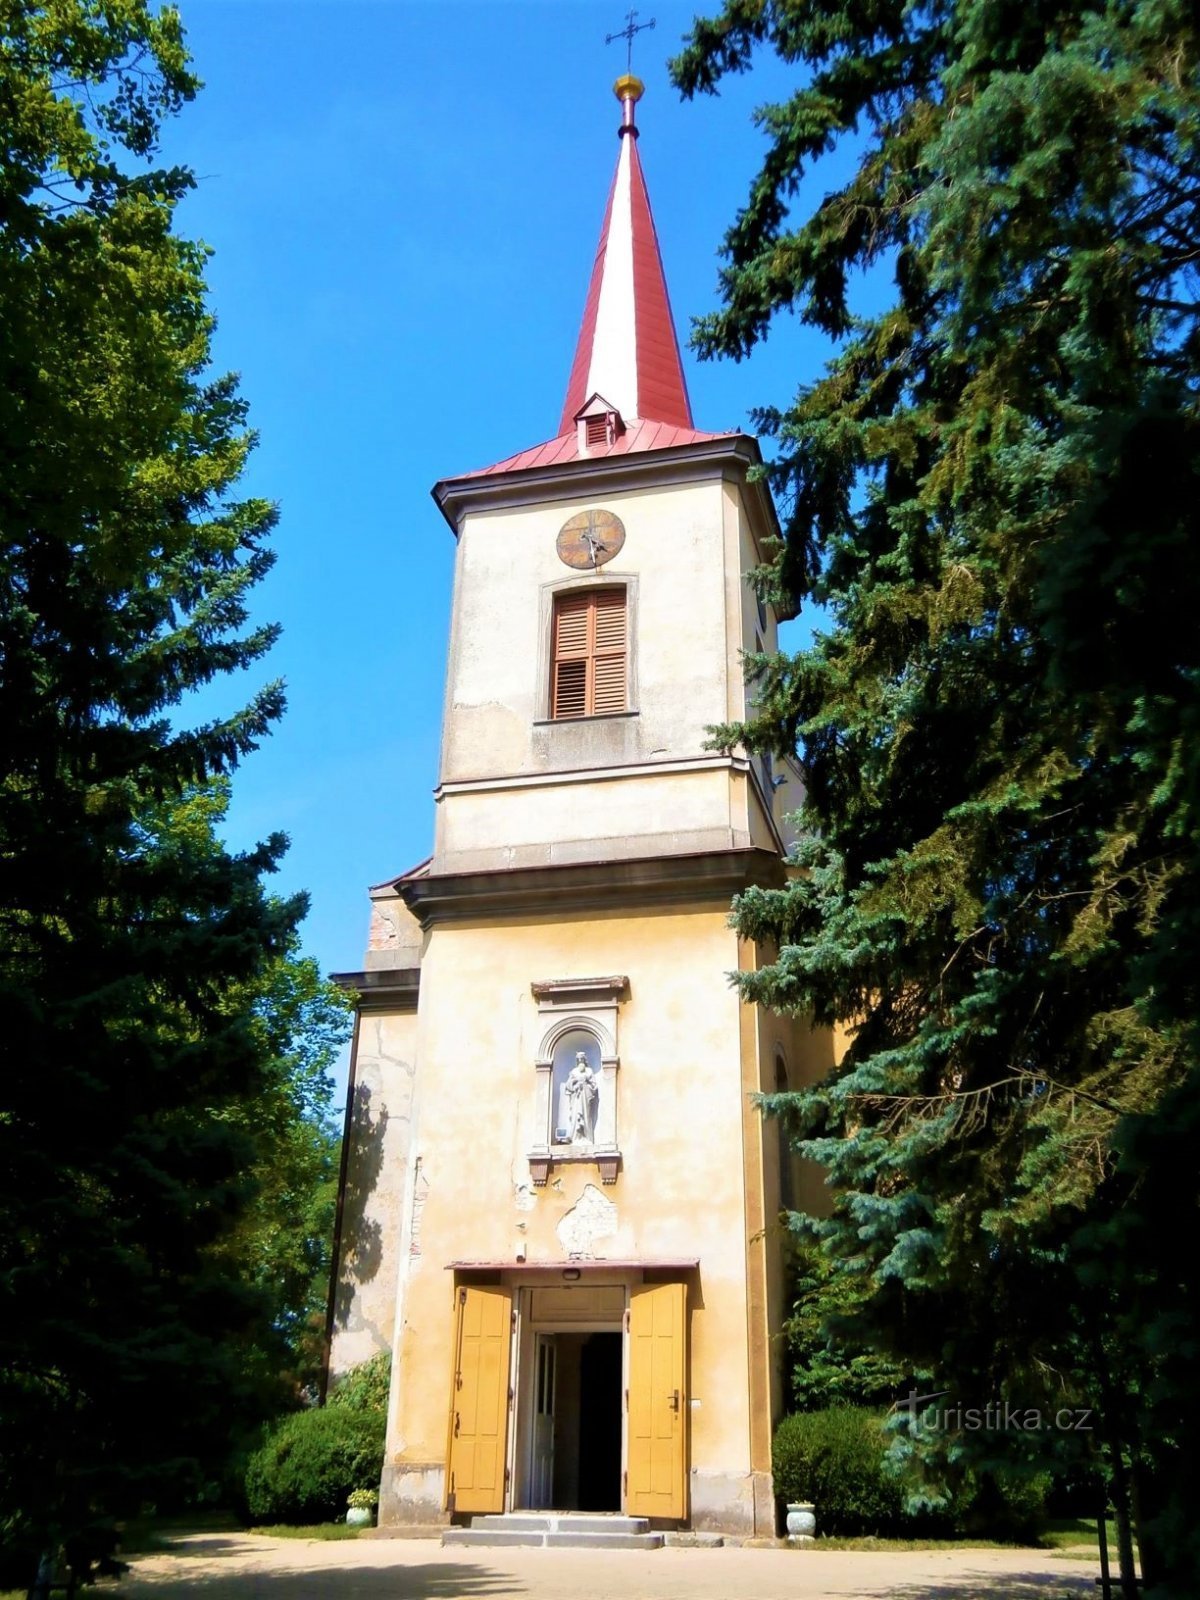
[0,3,346,1590]
[328,1351,392,1414]
[784,1244,910,1411]
[243,1408,386,1527]
[773,1409,905,1535]
[208,843,351,1405]
[773,1408,1050,1540]
[673,2,1200,1594]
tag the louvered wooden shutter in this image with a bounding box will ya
[552,593,590,718]
[551,588,626,718]
[591,590,626,714]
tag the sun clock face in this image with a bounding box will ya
[556,508,626,570]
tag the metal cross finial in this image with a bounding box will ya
[606,8,655,74]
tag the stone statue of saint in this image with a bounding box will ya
[558,1052,598,1144]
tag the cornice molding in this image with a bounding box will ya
[432,435,761,531]
[435,752,748,800]
[330,968,420,1012]
[395,846,784,930]
[530,974,629,1005]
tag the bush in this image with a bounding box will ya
[244,1406,385,1525]
[773,1407,905,1535]
[328,1350,391,1414]
[958,1467,1051,1541]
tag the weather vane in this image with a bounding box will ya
[606,8,656,74]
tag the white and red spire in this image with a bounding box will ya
[438,76,737,493]
[559,74,694,434]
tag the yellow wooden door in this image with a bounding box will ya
[627,1281,687,1518]
[448,1284,512,1514]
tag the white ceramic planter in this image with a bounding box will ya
[785,1501,816,1543]
[346,1506,374,1527]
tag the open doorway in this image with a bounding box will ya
[529,1330,622,1512]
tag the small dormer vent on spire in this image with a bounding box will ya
[575,393,625,455]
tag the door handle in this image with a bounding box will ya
[667,1389,680,1412]
[454,1411,461,1436]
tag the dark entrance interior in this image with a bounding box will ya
[549,1330,622,1511]
[578,1332,622,1510]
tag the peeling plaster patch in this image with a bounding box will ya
[409,1161,429,1260]
[557,1183,617,1258]
[513,1181,537,1213]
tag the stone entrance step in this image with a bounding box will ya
[443,1511,663,1550]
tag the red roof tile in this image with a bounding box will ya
[441,417,741,485]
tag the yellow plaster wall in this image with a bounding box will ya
[751,971,848,1430]
[329,1007,419,1378]
[388,903,757,1493]
[432,471,784,877]
[434,765,748,870]
[443,479,733,783]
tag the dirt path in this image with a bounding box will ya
[123,1530,1099,1599]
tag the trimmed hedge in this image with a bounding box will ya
[244,1405,385,1525]
[773,1407,905,1535]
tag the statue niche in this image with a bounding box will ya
[551,1031,601,1147]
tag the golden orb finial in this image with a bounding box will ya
[614,74,645,137]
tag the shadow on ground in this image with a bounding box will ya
[138,1537,249,1558]
[890,1572,1094,1598]
[121,1559,518,1597]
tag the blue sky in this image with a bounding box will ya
[162,2,853,1056]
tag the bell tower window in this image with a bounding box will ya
[550,588,627,718]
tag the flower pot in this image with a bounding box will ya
[346,1506,373,1527]
[785,1501,816,1543]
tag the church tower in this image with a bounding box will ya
[328,77,834,1542]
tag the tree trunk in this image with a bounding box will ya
[1105,1428,1141,1600]
[26,1549,53,1600]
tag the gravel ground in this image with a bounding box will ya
[122,1530,1101,1600]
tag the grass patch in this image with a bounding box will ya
[1041,1518,1119,1551]
[805,1535,1016,1551]
[250,1523,365,1540]
[801,1525,1110,1555]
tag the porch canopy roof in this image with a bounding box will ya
[447,1258,699,1273]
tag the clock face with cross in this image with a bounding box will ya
[556,509,626,570]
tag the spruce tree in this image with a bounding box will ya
[0,3,318,1585]
[673,3,1199,1592]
